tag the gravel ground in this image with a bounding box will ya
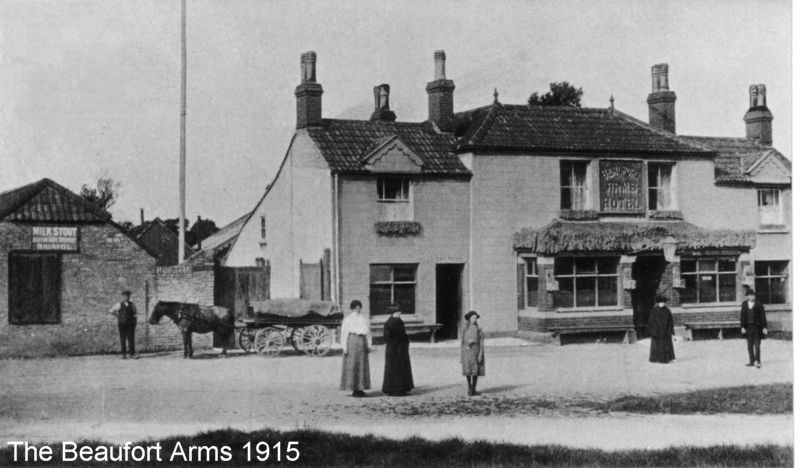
[0,337,793,449]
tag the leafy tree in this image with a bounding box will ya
[80,177,120,212]
[119,221,135,231]
[189,217,219,246]
[528,81,583,107]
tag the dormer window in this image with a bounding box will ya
[757,189,782,225]
[647,163,675,210]
[377,178,412,221]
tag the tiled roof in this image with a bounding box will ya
[678,136,792,183]
[0,178,111,222]
[304,119,468,175]
[453,104,711,155]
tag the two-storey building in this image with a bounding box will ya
[224,52,791,338]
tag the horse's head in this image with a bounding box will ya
[149,301,172,325]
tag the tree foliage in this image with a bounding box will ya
[528,81,583,107]
[80,177,120,212]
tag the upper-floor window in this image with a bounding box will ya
[560,161,588,210]
[754,261,788,304]
[553,256,618,308]
[679,257,736,304]
[757,189,782,225]
[260,216,266,239]
[377,178,412,221]
[647,163,675,210]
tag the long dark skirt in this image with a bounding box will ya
[382,344,414,395]
[649,337,675,363]
[340,334,370,391]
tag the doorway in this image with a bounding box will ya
[632,255,667,337]
[435,264,463,340]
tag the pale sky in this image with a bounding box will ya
[0,0,792,226]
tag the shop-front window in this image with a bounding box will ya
[679,257,737,304]
[524,258,538,307]
[553,257,618,308]
[754,261,788,304]
[377,178,412,221]
[369,264,416,315]
[560,161,588,210]
[757,189,781,225]
[647,163,675,210]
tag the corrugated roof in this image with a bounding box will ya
[304,119,468,175]
[0,178,111,222]
[679,136,792,183]
[453,104,711,155]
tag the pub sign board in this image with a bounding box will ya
[599,160,645,213]
[31,226,79,251]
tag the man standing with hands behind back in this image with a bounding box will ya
[110,290,138,359]
[740,287,767,368]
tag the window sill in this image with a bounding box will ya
[679,302,738,309]
[757,225,789,234]
[554,306,623,313]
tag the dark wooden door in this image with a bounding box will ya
[435,264,463,340]
[8,252,61,324]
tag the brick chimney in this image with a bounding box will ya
[426,50,455,132]
[744,84,773,146]
[295,51,323,129]
[370,84,397,122]
[647,63,677,133]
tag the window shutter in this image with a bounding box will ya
[517,262,526,310]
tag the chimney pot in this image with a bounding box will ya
[744,84,773,145]
[426,50,455,132]
[647,63,677,133]
[370,83,396,122]
[295,51,323,129]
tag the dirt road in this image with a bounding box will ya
[0,338,792,449]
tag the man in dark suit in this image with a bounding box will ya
[740,287,767,368]
[109,290,138,359]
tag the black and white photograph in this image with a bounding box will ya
[0,0,793,466]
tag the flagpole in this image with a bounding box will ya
[178,0,187,262]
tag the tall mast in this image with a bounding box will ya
[178,0,187,262]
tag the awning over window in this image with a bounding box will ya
[513,220,756,255]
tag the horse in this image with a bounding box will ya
[148,301,234,358]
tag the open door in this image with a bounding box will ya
[435,264,463,340]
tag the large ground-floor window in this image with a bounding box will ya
[8,252,61,324]
[369,264,416,315]
[755,261,789,304]
[679,257,736,304]
[553,256,618,308]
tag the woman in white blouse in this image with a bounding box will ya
[339,300,372,397]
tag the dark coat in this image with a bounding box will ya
[647,305,675,363]
[382,316,414,394]
[740,300,767,339]
[117,301,137,325]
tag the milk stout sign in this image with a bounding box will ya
[31,226,79,251]
[599,160,644,213]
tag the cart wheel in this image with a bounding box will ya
[238,329,256,353]
[254,328,284,357]
[300,325,333,357]
[289,327,304,352]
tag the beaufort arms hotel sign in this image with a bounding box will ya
[31,226,79,251]
[599,160,644,213]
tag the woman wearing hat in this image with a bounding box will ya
[647,294,675,363]
[381,303,414,396]
[460,310,485,396]
[339,300,372,397]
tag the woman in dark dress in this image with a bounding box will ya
[647,295,675,363]
[381,304,414,396]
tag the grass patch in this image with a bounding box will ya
[0,428,792,467]
[588,383,792,415]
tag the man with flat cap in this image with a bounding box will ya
[109,290,138,359]
[740,287,767,368]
